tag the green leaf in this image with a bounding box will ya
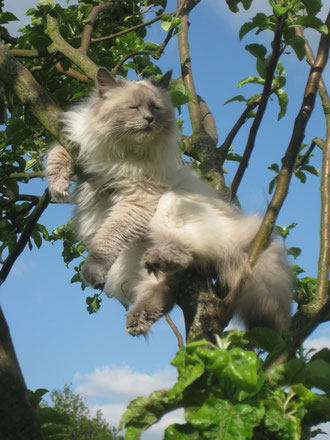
[287,35,306,61]
[29,388,49,408]
[245,43,267,60]
[160,15,180,32]
[225,95,247,105]
[264,408,301,439]
[37,0,56,9]
[294,16,329,35]
[71,272,81,284]
[164,423,199,439]
[268,176,278,195]
[300,0,322,16]
[191,396,264,439]
[225,0,240,13]
[301,164,320,176]
[275,89,288,120]
[226,152,242,162]
[256,57,267,79]
[142,41,160,52]
[287,247,301,259]
[246,328,284,352]
[241,0,253,10]
[303,360,330,393]
[239,21,258,40]
[31,230,42,249]
[237,76,265,88]
[269,1,290,16]
[268,163,279,173]
[86,294,102,314]
[170,81,195,108]
[294,169,306,183]
[0,11,19,24]
[310,348,330,364]
[24,158,38,171]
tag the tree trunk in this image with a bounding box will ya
[0,307,43,440]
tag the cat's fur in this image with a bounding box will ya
[47,68,292,335]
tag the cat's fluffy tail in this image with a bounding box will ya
[231,240,292,331]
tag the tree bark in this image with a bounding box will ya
[0,307,43,440]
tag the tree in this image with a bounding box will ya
[26,385,124,439]
[0,0,329,439]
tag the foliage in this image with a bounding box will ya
[29,384,124,440]
[121,331,330,439]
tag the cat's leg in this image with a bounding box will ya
[126,271,179,336]
[82,198,157,289]
[143,239,193,276]
[47,145,73,202]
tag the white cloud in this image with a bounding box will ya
[74,364,177,402]
[304,336,330,355]
[73,364,184,438]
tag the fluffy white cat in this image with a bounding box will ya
[47,68,292,335]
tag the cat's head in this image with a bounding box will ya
[90,68,177,149]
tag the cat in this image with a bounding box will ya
[47,67,292,336]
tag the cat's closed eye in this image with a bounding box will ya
[150,103,161,110]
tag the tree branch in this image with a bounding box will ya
[229,19,284,201]
[80,1,116,53]
[177,0,224,191]
[45,14,98,80]
[0,189,51,286]
[0,41,78,159]
[248,11,330,269]
[10,46,57,58]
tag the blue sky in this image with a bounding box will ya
[1,0,330,438]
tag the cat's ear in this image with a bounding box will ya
[153,70,173,90]
[97,67,118,96]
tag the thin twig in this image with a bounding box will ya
[55,62,91,83]
[0,30,18,45]
[0,189,51,286]
[165,315,184,348]
[229,18,285,201]
[86,12,173,44]
[294,139,317,170]
[217,85,279,166]
[112,51,152,75]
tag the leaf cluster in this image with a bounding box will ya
[121,331,330,439]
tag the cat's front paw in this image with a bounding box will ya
[81,256,110,289]
[143,242,193,276]
[126,307,163,336]
[48,178,71,202]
